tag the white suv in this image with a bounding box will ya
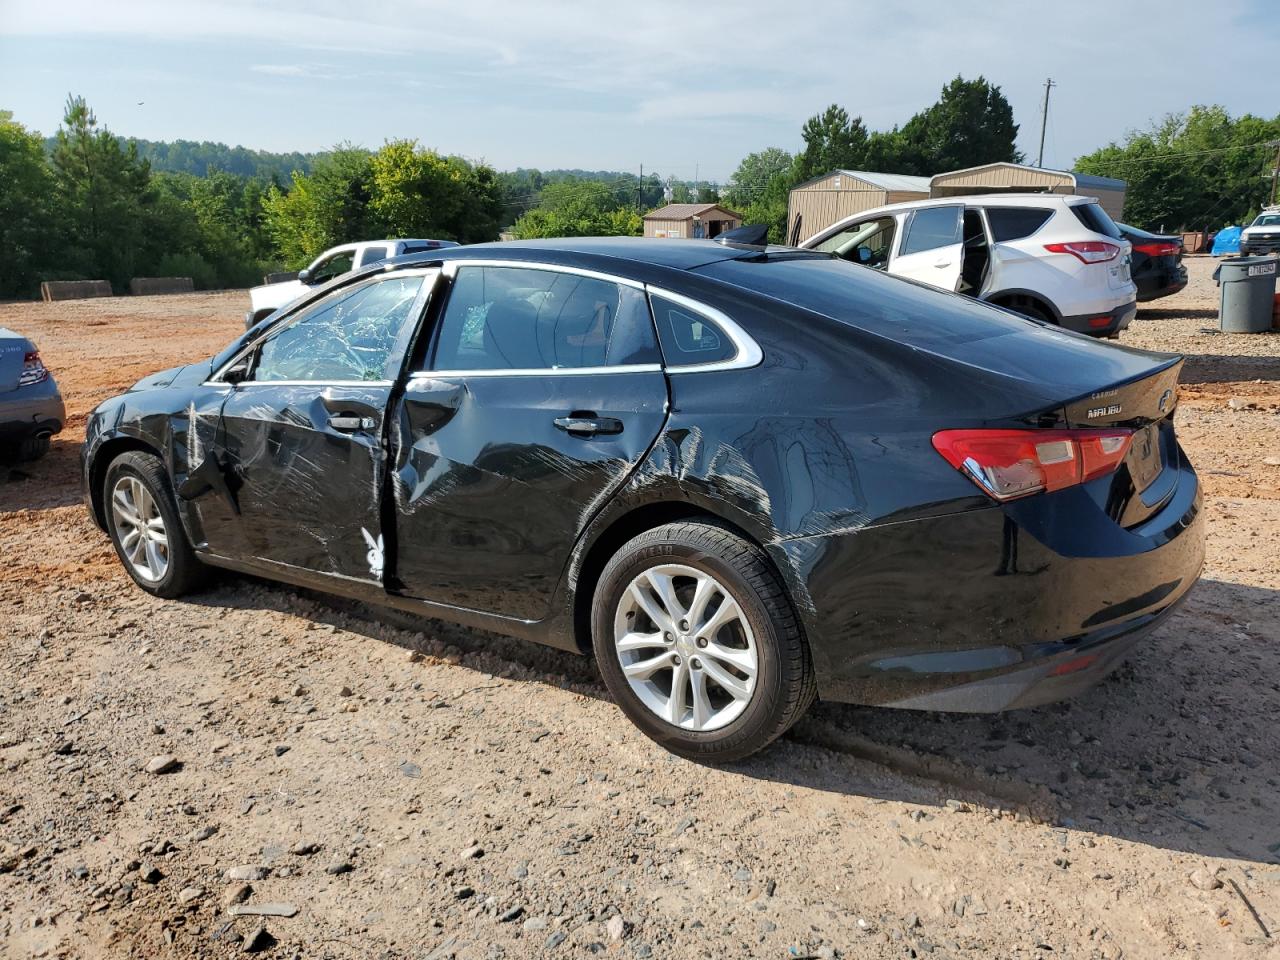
[246,238,459,328]
[801,194,1138,337]
[1239,206,1280,257]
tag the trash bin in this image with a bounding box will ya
[1216,256,1279,332]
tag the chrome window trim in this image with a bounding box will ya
[439,259,646,290]
[207,267,441,385]
[201,379,394,388]
[407,364,662,381]
[645,286,763,373]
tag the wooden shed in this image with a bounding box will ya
[643,203,743,240]
[787,170,931,244]
[929,163,1127,220]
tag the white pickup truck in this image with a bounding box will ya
[246,238,459,328]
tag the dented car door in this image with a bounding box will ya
[209,270,438,581]
[389,262,669,621]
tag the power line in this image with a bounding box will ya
[1084,139,1280,170]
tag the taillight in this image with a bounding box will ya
[18,351,49,387]
[1043,241,1121,264]
[1132,241,1180,258]
[932,428,1134,502]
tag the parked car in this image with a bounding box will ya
[246,239,460,328]
[1238,207,1280,256]
[1,328,64,462]
[802,194,1138,337]
[1116,223,1187,302]
[83,238,1203,760]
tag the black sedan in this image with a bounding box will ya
[1116,223,1187,302]
[82,238,1204,761]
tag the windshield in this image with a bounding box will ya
[1253,214,1280,227]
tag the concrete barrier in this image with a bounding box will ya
[40,280,112,302]
[129,277,195,296]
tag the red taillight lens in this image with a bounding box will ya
[1043,241,1121,264]
[1132,241,1180,258]
[931,428,1134,501]
[18,351,49,387]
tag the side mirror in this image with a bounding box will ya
[223,355,252,385]
[297,268,313,284]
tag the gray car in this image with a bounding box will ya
[1,327,64,461]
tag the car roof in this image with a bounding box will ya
[395,237,798,275]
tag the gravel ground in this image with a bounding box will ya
[2,259,1278,959]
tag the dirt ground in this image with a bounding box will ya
[2,257,1278,959]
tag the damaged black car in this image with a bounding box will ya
[83,238,1204,761]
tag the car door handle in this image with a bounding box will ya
[934,259,952,268]
[329,414,374,432]
[554,416,623,436]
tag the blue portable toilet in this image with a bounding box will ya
[1211,226,1242,256]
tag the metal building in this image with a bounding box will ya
[642,203,743,240]
[787,170,931,244]
[929,163,1127,220]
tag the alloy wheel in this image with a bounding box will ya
[110,476,170,583]
[612,563,758,732]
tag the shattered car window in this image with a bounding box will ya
[253,276,424,382]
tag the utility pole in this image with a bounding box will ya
[1037,78,1056,168]
[1271,142,1279,207]
[637,163,643,213]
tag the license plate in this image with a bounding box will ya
[1130,424,1163,491]
[1248,261,1277,277]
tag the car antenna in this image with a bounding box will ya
[715,224,770,249]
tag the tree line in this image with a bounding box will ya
[3,82,1277,300]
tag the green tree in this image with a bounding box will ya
[262,146,374,267]
[722,148,793,209]
[1076,105,1280,230]
[512,180,641,238]
[795,105,868,181]
[50,95,155,289]
[0,112,61,298]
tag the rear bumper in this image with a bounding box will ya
[0,378,65,442]
[1136,265,1188,302]
[1060,300,1138,336]
[770,454,1204,710]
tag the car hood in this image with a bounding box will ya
[128,362,212,392]
[1242,225,1280,237]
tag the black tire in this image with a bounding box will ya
[17,434,51,462]
[1003,297,1053,324]
[592,521,816,762]
[103,451,208,598]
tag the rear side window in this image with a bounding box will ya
[432,266,660,371]
[650,295,735,365]
[1070,203,1123,239]
[899,206,962,255]
[359,246,392,267]
[985,207,1053,242]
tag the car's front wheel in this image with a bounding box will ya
[592,521,815,762]
[104,451,207,598]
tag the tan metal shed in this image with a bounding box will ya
[929,163,1127,220]
[787,170,931,244]
[643,203,743,240]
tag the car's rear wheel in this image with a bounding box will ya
[17,434,51,462]
[592,521,815,762]
[104,451,207,598]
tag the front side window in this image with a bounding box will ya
[650,295,735,366]
[899,206,963,256]
[432,266,659,371]
[813,216,896,269]
[309,250,356,284]
[251,275,425,382]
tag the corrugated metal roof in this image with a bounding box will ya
[829,170,932,193]
[642,203,743,221]
[931,162,1125,191]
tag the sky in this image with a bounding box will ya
[1,0,1277,184]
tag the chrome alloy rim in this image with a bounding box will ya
[110,476,169,583]
[613,563,758,732]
